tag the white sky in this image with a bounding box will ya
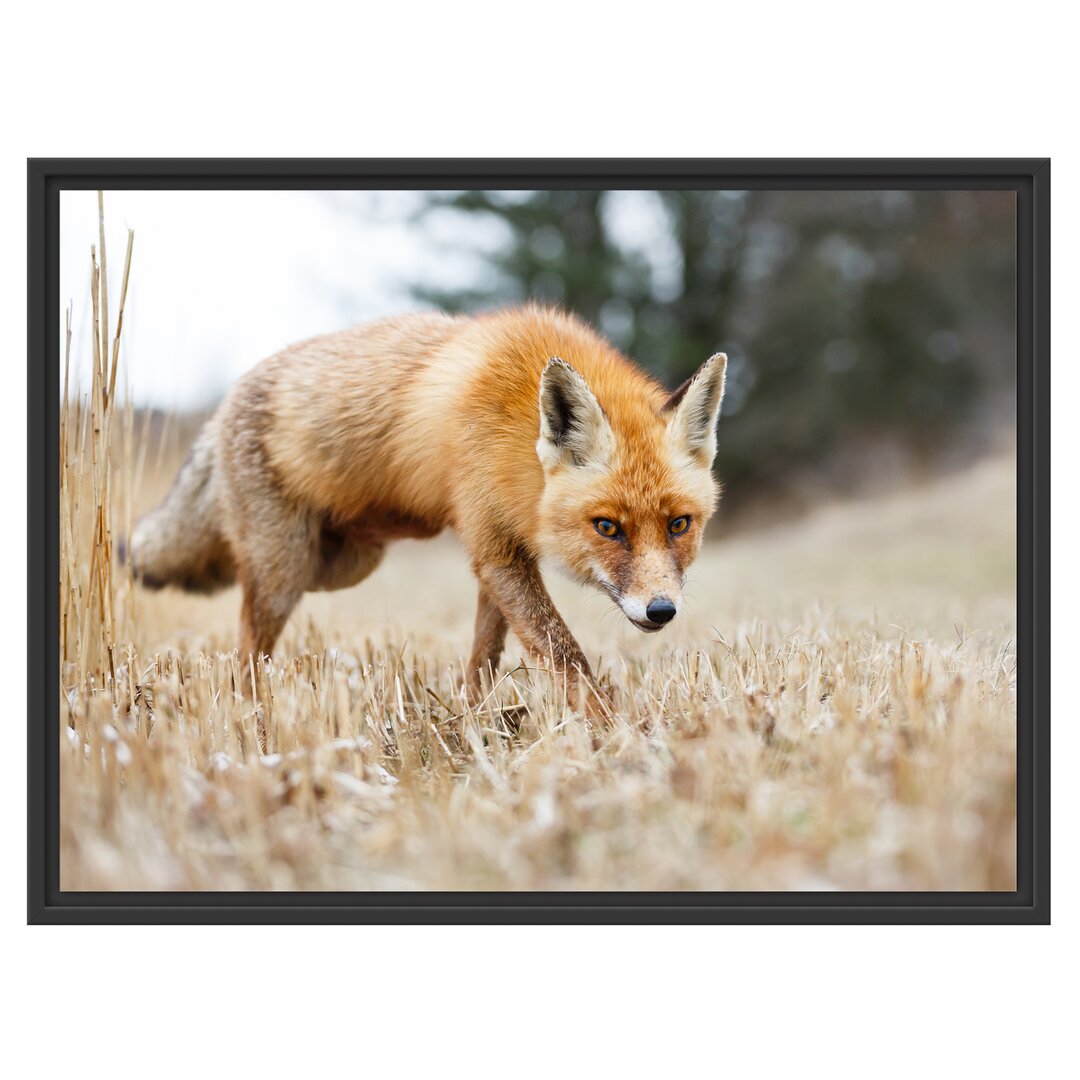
[60,190,498,409]
[60,189,672,409]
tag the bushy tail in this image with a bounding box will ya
[122,422,236,594]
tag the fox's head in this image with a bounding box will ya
[535,353,726,633]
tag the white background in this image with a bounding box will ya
[1,3,1070,1077]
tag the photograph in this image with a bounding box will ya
[44,170,1033,906]
[11,2,1064,1066]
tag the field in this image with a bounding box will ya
[60,410,1017,891]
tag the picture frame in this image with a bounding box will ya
[27,158,1050,924]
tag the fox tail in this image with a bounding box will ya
[121,421,236,594]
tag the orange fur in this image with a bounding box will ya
[128,305,727,710]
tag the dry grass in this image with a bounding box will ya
[60,451,1017,892]
[59,199,1016,893]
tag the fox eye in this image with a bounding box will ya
[669,516,691,535]
[594,518,621,539]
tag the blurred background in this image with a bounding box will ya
[60,188,1015,526]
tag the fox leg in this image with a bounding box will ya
[473,553,611,717]
[236,529,380,695]
[312,529,385,592]
[239,574,305,668]
[466,586,509,700]
[219,485,319,673]
[235,509,319,666]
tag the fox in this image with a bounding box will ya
[126,306,727,712]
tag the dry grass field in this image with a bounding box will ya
[60,416,1016,891]
[57,200,1015,893]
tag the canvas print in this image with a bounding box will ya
[58,188,1017,892]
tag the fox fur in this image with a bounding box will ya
[127,306,727,709]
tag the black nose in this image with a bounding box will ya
[646,598,677,625]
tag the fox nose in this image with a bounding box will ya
[646,598,677,625]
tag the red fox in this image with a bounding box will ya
[127,306,726,709]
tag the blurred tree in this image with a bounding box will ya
[412,190,653,321]
[410,189,1015,512]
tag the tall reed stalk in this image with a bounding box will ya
[59,192,134,688]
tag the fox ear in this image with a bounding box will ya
[663,353,727,465]
[537,357,614,470]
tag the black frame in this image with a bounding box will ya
[28,159,1050,924]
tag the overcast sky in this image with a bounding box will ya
[59,189,671,410]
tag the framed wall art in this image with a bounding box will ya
[27,158,1049,923]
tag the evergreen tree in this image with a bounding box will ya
[410,189,1014,509]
